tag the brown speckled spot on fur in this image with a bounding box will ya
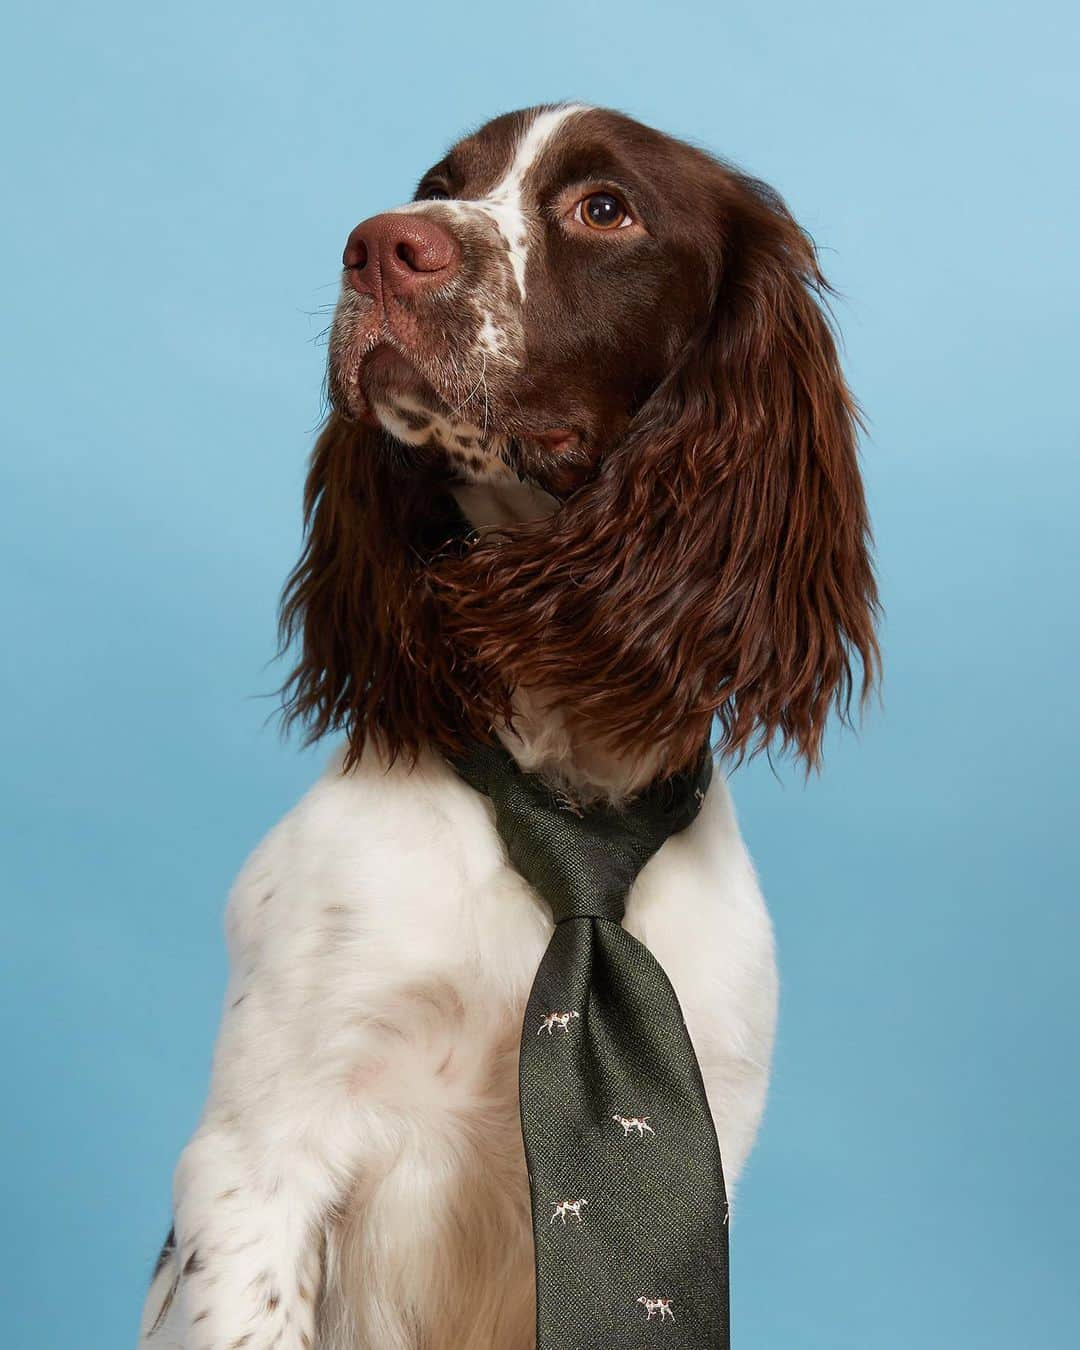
[468,455,484,471]
[193,1309,210,1323]
[298,1283,311,1303]
[218,1188,238,1201]
[455,434,476,448]
[405,978,467,1024]
[267,1290,281,1311]
[152,1227,176,1279]
[183,1249,203,1277]
[230,1336,252,1349]
[324,1196,348,1227]
[393,405,431,432]
[148,1275,179,1336]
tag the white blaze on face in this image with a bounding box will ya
[475,103,590,300]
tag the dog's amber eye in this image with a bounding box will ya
[574,192,632,230]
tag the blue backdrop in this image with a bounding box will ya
[3,2,1077,1345]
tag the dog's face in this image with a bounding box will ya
[328,105,724,493]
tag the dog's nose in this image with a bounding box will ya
[343,212,459,298]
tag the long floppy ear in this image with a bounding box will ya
[278,414,482,768]
[436,171,879,771]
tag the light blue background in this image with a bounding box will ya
[3,1,1077,1345]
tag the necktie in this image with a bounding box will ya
[449,739,730,1349]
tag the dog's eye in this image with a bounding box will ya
[574,192,632,230]
[421,186,450,201]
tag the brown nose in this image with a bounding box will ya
[343,212,459,299]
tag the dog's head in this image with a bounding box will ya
[327,104,736,495]
[283,105,879,774]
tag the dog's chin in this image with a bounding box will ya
[332,343,597,495]
[337,345,514,482]
[360,346,439,409]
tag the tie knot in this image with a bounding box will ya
[448,740,713,925]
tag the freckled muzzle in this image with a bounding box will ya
[329,197,528,443]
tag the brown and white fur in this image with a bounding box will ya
[139,103,878,1350]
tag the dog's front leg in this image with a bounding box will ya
[168,1121,327,1348]
[139,1119,330,1349]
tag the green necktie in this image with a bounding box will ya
[449,739,730,1349]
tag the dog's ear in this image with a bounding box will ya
[437,171,879,771]
[278,413,480,768]
[656,168,882,767]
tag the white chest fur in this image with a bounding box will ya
[141,748,777,1350]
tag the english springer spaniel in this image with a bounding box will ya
[139,103,878,1350]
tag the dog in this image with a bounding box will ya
[138,102,878,1350]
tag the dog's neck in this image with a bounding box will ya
[450,480,670,804]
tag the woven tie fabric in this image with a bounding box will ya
[449,739,730,1349]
